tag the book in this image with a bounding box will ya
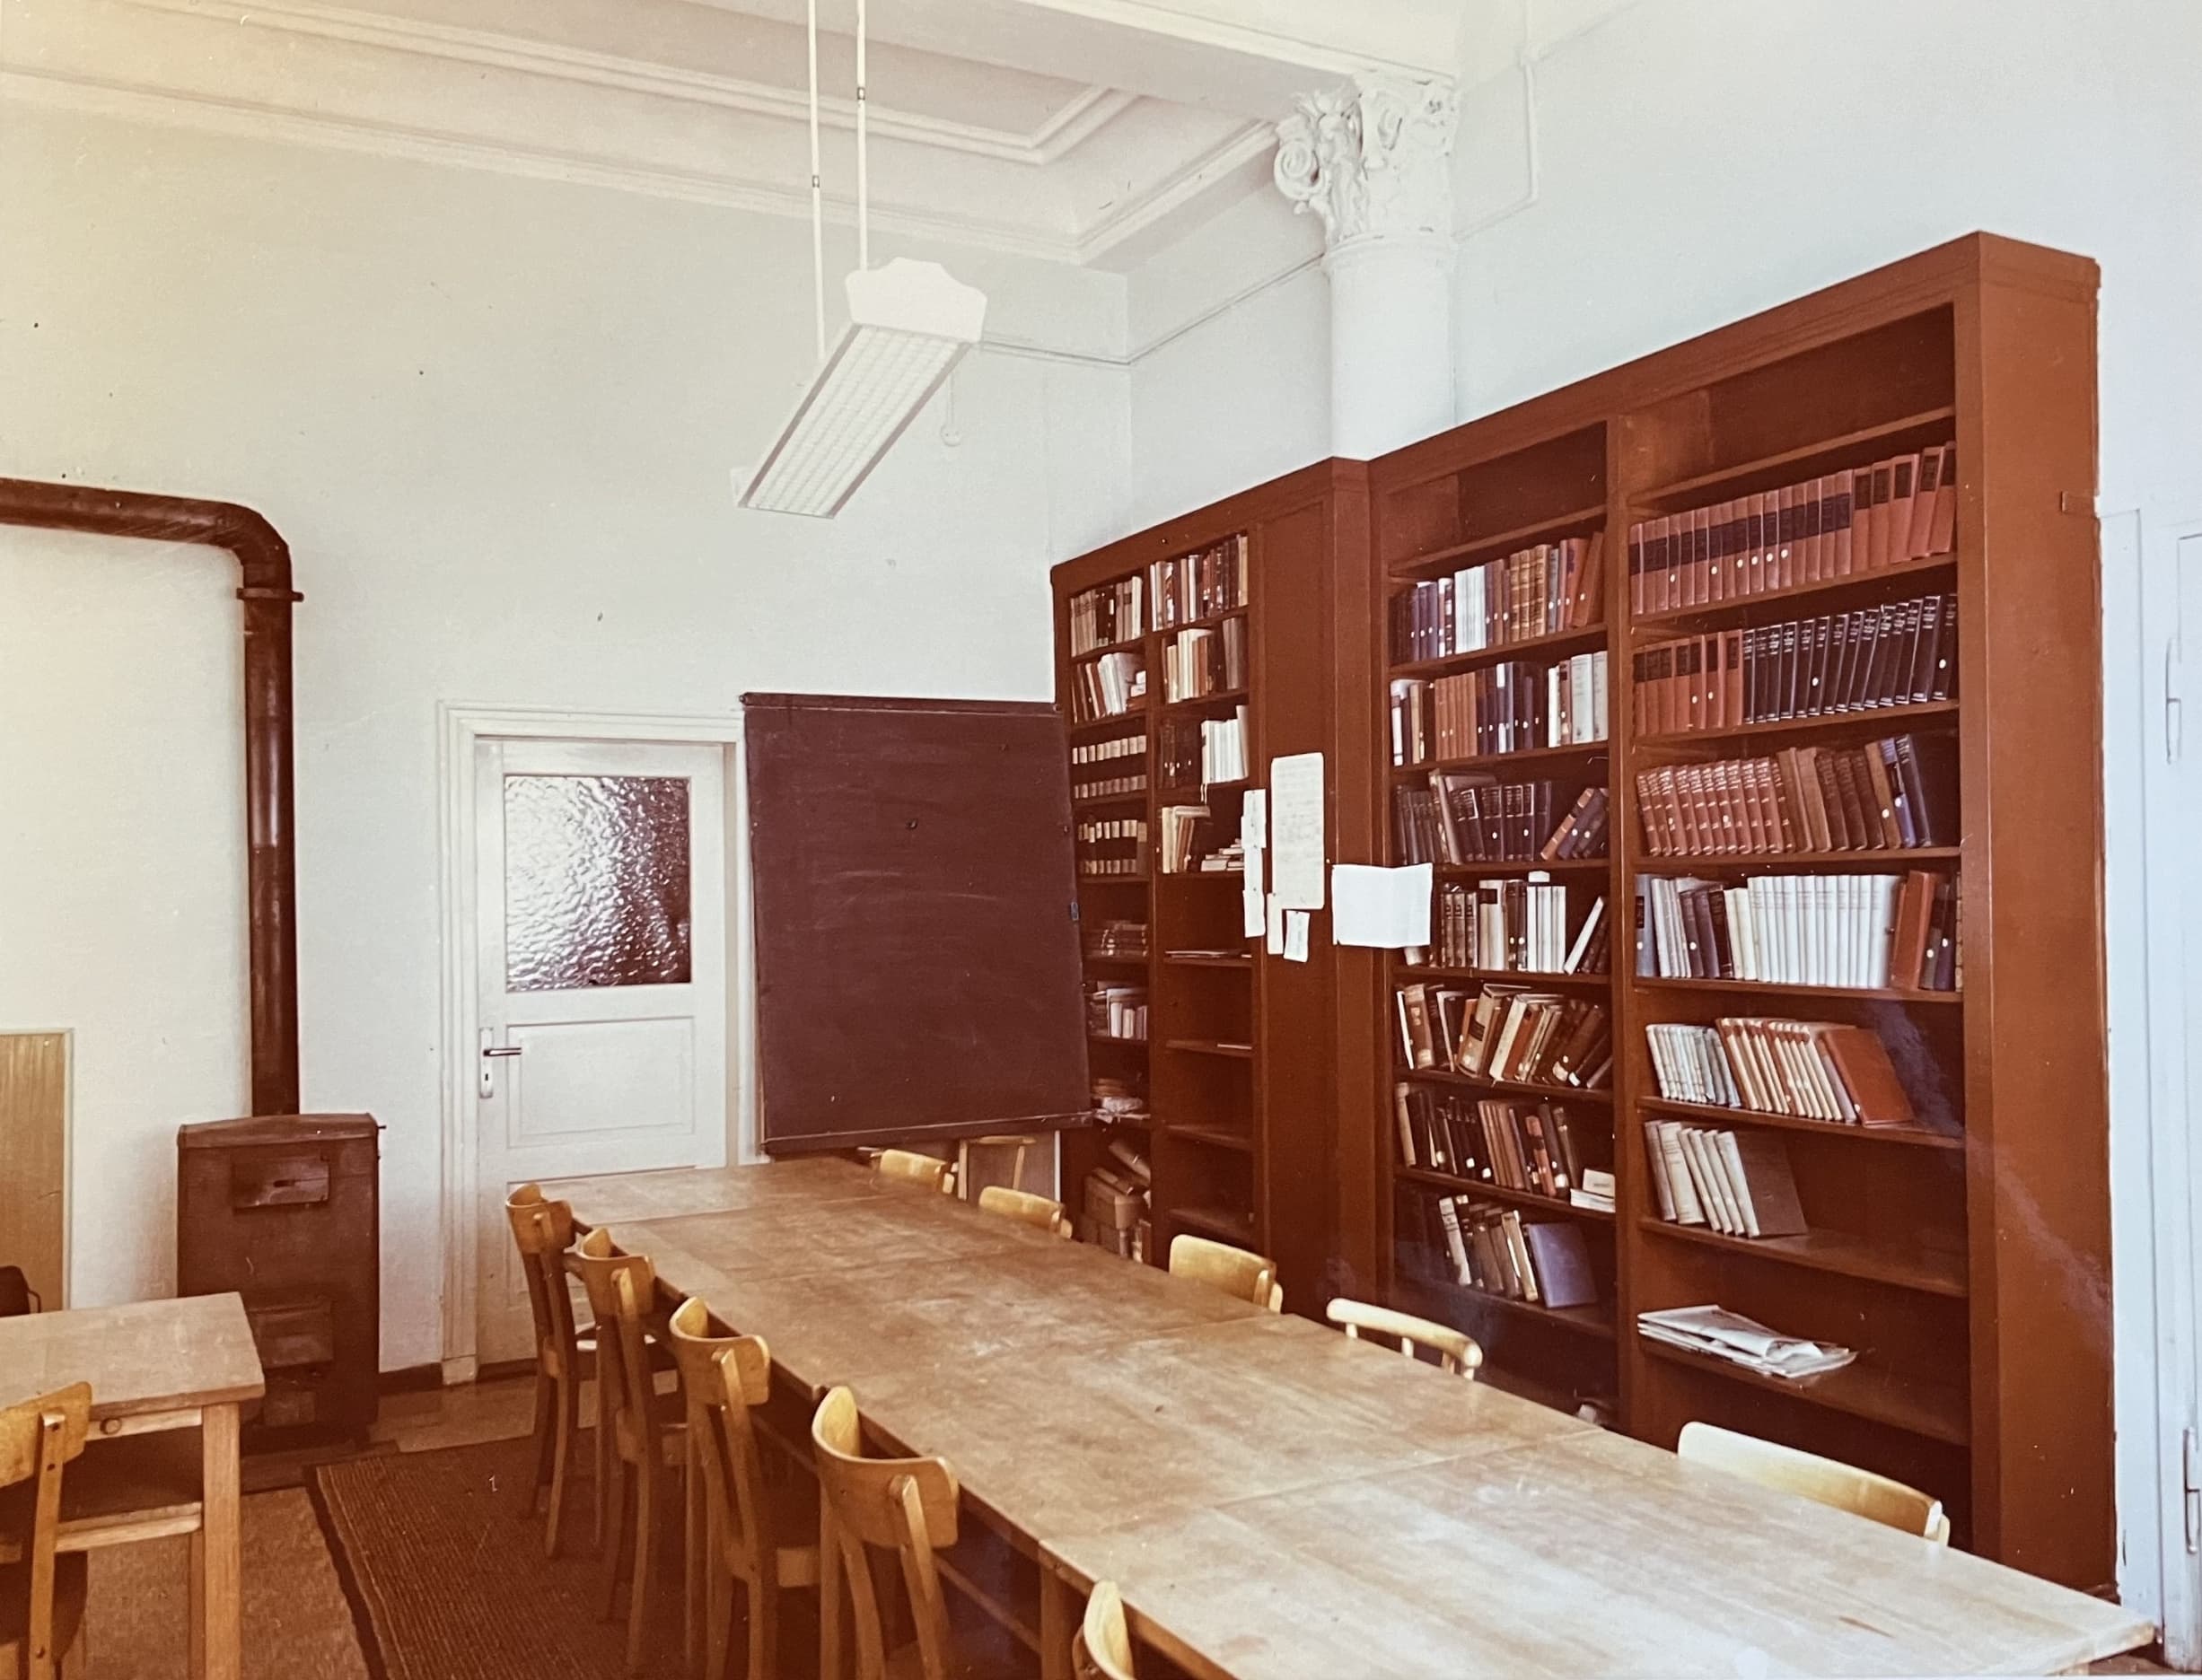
[1636,870,1951,991]
[1389,652,1610,766]
[1068,731,1147,801]
[1071,651,1146,722]
[1633,733,1956,857]
[1643,1017,1924,1128]
[1637,1305,1855,1380]
[1075,816,1147,879]
[1068,574,1144,655]
[1390,532,1608,664]
[1628,444,1952,617]
[1522,1222,1600,1308]
[1083,983,1147,1041]
[1149,535,1248,630]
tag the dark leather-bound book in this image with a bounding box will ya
[1908,596,1943,704]
[1522,1221,1599,1309]
[1817,1025,1919,1126]
[1895,732,1960,847]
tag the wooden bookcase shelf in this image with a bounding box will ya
[1356,235,2110,1590]
[1054,461,1373,1293]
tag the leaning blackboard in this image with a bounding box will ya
[743,693,1091,1154]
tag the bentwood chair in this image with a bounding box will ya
[1677,1422,1952,1543]
[573,1228,689,1673]
[665,1298,820,1680]
[975,1186,1071,1238]
[504,1183,601,1556]
[1071,1581,1136,1680]
[0,1384,91,1680]
[1167,1234,1282,1313]
[874,1150,955,1194]
[1324,1299,1483,1378]
[810,1387,1017,1680]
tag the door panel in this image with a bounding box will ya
[473,738,727,1366]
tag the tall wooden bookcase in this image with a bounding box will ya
[1356,233,2110,1589]
[1051,461,1374,1308]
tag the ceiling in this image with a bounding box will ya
[0,0,1461,267]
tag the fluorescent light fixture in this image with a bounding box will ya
[740,258,987,519]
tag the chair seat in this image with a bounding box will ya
[718,1475,821,1588]
[611,1396,687,1468]
[0,1429,204,1561]
[0,1551,87,1662]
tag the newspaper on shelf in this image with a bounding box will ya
[1637,1304,1856,1380]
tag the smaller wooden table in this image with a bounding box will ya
[0,1293,266,1680]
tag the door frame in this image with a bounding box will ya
[435,703,756,1383]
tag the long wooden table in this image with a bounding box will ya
[550,1160,2152,1678]
[0,1291,265,1680]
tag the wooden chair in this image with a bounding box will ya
[1324,1299,1482,1378]
[975,1186,1070,1238]
[875,1150,955,1194]
[504,1182,604,1557]
[955,1135,1038,1202]
[666,1297,820,1680]
[573,1227,689,1673]
[0,1384,90,1680]
[1167,1234,1282,1313]
[1676,1422,1952,1543]
[810,1387,1015,1680]
[1071,1580,1135,1680]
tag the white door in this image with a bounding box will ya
[473,739,728,1366]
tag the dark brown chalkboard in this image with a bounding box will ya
[743,693,1090,1154]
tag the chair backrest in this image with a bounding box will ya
[0,1268,37,1317]
[875,1149,953,1194]
[0,1383,91,1677]
[976,1185,1070,1238]
[665,1297,778,1572]
[811,1387,961,1680]
[503,1183,583,1375]
[1072,1580,1136,1680]
[570,1228,662,1457]
[1167,1234,1280,1313]
[1324,1298,1482,1378]
[1676,1421,1951,1543]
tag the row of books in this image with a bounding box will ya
[1634,734,1956,858]
[1399,1192,1601,1309]
[1390,651,1610,766]
[1390,534,1606,663]
[1628,441,1957,616]
[1158,805,1245,875]
[1075,818,1145,879]
[1083,919,1148,960]
[1151,535,1248,629]
[1189,707,1250,786]
[1070,732,1143,771]
[1068,576,1144,655]
[1084,983,1148,1041]
[1070,651,1145,722]
[1422,881,1610,976]
[1392,779,1611,869]
[1392,1084,1595,1201]
[1636,871,1957,993]
[1641,1122,1804,1238]
[1396,984,1614,1090]
[1643,1018,1920,1127]
[1632,593,1956,737]
[1072,768,1145,801]
[1636,1305,1853,1380]
[1160,620,1247,703]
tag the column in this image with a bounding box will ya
[1274,75,1461,461]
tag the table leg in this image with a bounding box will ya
[1039,1563,1075,1680]
[197,1403,242,1680]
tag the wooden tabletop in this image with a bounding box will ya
[561,1160,2152,1678]
[0,1293,265,1419]
[1042,1429,2155,1678]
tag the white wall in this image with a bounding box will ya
[1118,0,2200,1617]
[0,101,1130,1367]
[0,529,250,1308]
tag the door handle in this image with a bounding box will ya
[478,1030,522,1098]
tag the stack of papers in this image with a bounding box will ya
[1638,1305,1855,1380]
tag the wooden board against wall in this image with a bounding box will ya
[0,1033,67,1308]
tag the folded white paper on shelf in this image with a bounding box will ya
[1330,862,1434,949]
[1637,1305,1855,1380]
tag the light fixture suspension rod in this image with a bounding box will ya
[805,0,825,361]
[855,0,870,273]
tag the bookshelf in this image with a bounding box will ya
[1052,462,1373,1303]
[1358,234,2109,1590]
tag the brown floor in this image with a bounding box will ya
[85,1375,544,1677]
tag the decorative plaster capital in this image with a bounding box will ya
[1273,74,1459,250]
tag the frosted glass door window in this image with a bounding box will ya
[503,774,692,992]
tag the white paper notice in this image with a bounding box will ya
[1268,753,1325,909]
[1244,842,1266,897]
[1241,790,1268,849]
[1283,911,1311,963]
[1241,887,1265,938]
[1265,894,1286,955]
[1331,862,1434,949]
